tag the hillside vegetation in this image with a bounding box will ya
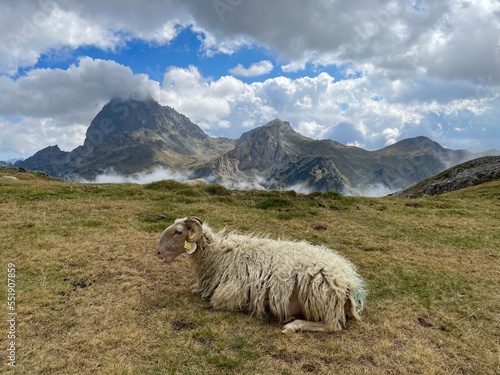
[1,168,499,374]
[395,156,500,198]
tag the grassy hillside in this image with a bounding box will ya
[1,169,499,374]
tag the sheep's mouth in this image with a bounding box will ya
[156,253,174,263]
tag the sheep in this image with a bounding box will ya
[156,216,366,333]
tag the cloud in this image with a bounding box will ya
[79,167,191,184]
[382,127,402,146]
[159,65,276,136]
[2,1,499,85]
[283,183,313,195]
[0,1,123,74]
[229,60,273,77]
[322,122,365,145]
[0,57,158,120]
[157,66,500,152]
[359,183,395,197]
[0,57,159,158]
[183,0,500,83]
[0,1,200,75]
[0,117,87,158]
[408,1,500,82]
[194,26,253,57]
[297,120,327,139]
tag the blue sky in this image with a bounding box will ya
[29,28,266,82]
[1,0,499,161]
[28,26,353,86]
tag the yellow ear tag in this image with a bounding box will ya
[184,241,197,254]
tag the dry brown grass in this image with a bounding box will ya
[1,173,499,374]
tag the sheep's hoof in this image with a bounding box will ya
[281,321,300,334]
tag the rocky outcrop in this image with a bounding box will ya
[392,156,500,197]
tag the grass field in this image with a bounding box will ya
[1,168,499,374]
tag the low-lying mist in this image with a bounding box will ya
[78,168,397,197]
[358,183,398,197]
[78,167,192,184]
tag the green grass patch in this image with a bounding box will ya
[144,179,187,192]
[255,197,294,210]
[202,184,232,196]
[371,267,473,310]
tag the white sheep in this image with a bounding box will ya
[156,217,366,333]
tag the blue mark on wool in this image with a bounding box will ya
[354,277,367,309]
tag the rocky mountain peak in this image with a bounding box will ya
[236,118,295,145]
[35,144,64,155]
[261,118,294,131]
[224,118,299,171]
[84,97,208,149]
[384,136,446,154]
[17,98,235,179]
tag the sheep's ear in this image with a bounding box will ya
[187,216,203,225]
[185,217,203,243]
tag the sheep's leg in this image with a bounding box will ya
[288,290,302,315]
[282,290,341,333]
[283,290,303,323]
[282,319,342,334]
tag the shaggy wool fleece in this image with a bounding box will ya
[190,226,366,327]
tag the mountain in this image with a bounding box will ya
[192,121,489,195]
[192,119,371,194]
[391,156,500,197]
[16,98,235,179]
[16,98,499,194]
[16,145,71,177]
[0,158,24,167]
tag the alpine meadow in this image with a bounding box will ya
[2,1,500,374]
[1,168,499,374]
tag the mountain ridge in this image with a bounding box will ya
[392,156,500,197]
[15,98,499,195]
[192,118,493,194]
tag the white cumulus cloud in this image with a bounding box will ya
[229,60,273,77]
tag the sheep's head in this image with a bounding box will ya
[156,217,203,263]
